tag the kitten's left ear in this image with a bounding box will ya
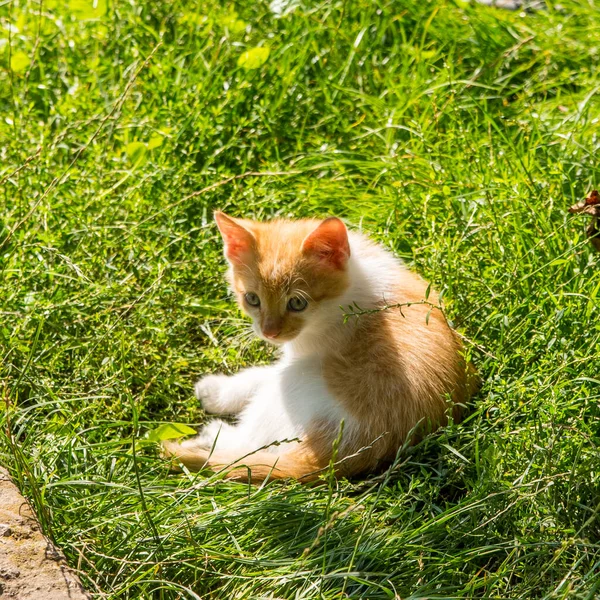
[301,217,350,270]
[214,212,256,265]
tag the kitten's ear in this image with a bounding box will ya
[214,212,256,265]
[301,217,350,270]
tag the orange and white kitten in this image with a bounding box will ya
[163,213,478,482]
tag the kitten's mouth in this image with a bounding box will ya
[260,333,291,345]
[255,326,298,345]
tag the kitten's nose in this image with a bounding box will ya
[262,319,282,339]
[263,327,282,339]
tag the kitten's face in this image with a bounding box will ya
[215,213,351,344]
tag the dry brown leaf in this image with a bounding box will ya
[569,190,600,216]
[588,222,600,253]
[569,190,600,253]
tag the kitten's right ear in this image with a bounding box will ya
[214,212,256,265]
[301,217,350,270]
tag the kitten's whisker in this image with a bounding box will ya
[291,275,308,288]
[295,289,314,303]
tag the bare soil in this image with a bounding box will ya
[0,467,90,599]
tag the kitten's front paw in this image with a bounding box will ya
[195,374,229,414]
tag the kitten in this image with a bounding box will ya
[163,212,478,482]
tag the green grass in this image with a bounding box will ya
[1,0,600,597]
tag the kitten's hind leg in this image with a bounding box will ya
[167,419,238,457]
[195,419,236,449]
[195,366,275,415]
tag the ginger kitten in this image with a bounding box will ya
[163,213,478,482]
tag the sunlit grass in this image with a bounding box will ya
[1,0,599,598]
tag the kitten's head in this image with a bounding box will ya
[215,212,351,344]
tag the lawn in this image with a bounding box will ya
[1,0,599,598]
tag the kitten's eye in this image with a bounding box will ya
[244,292,261,307]
[287,296,308,312]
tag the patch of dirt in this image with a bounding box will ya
[0,467,90,599]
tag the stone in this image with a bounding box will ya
[0,524,12,538]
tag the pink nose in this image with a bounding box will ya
[263,327,281,339]
[262,322,282,339]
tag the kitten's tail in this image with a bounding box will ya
[161,440,326,483]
